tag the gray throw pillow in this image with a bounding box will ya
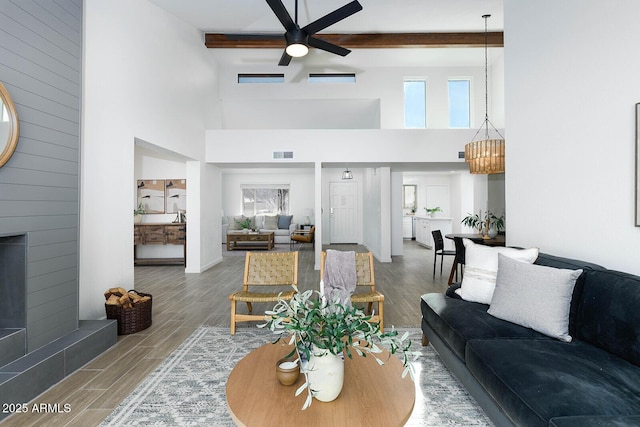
[278,215,293,229]
[263,215,278,230]
[488,253,582,342]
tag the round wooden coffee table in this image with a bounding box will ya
[226,341,415,426]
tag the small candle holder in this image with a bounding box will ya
[275,357,300,386]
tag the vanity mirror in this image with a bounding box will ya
[0,81,19,167]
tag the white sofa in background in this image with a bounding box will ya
[221,215,297,245]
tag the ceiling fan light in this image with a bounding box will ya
[286,42,308,57]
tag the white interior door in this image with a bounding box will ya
[329,182,358,243]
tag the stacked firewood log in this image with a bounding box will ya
[104,287,151,309]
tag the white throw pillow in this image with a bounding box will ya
[263,215,279,230]
[488,254,582,342]
[457,239,539,304]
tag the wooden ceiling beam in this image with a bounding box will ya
[204,32,504,49]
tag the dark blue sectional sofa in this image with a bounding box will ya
[421,253,640,426]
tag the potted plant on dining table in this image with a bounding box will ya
[462,211,505,238]
[260,286,416,410]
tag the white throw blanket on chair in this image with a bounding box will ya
[322,250,357,307]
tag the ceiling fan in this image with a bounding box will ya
[264,0,363,66]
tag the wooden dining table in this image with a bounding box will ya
[444,233,506,285]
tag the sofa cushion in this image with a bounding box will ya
[420,293,551,361]
[549,415,640,427]
[575,269,640,367]
[263,215,278,230]
[278,215,293,229]
[458,239,539,304]
[488,254,582,342]
[466,338,640,427]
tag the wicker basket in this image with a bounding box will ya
[105,290,152,335]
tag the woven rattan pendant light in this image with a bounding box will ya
[465,14,505,174]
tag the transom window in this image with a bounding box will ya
[237,74,285,84]
[308,73,356,83]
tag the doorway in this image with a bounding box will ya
[329,181,358,243]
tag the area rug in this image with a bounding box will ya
[100,327,493,426]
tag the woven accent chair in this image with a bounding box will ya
[229,251,298,335]
[320,251,385,332]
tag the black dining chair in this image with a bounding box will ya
[449,236,466,285]
[431,230,456,278]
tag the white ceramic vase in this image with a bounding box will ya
[306,348,344,402]
[488,226,498,238]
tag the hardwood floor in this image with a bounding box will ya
[1,241,451,427]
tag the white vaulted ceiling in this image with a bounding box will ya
[147,0,504,68]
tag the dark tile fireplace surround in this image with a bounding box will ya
[0,234,117,421]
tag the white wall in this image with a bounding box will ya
[488,174,506,220]
[391,171,404,256]
[403,173,454,217]
[187,161,222,273]
[206,129,477,164]
[505,0,640,274]
[217,63,492,129]
[221,168,315,224]
[80,0,220,319]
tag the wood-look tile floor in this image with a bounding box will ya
[1,241,452,427]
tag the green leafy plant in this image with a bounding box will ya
[237,218,252,229]
[462,211,505,232]
[425,206,441,214]
[260,286,417,410]
[133,202,146,216]
[461,213,482,232]
[487,212,505,231]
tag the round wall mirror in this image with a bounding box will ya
[0,81,19,168]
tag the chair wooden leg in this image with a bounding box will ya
[448,261,457,286]
[378,302,384,333]
[367,302,373,314]
[230,300,236,335]
[246,302,252,313]
[422,333,429,346]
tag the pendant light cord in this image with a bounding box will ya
[471,14,505,142]
[484,14,489,140]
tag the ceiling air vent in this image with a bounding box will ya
[273,151,294,160]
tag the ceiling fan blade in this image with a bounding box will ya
[278,50,292,66]
[308,36,351,56]
[302,0,363,35]
[266,0,297,32]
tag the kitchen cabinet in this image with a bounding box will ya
[402,216,413,239]
[415,217,453,250]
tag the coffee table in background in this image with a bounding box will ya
[226,342,415,427]
[226,231,274,251]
